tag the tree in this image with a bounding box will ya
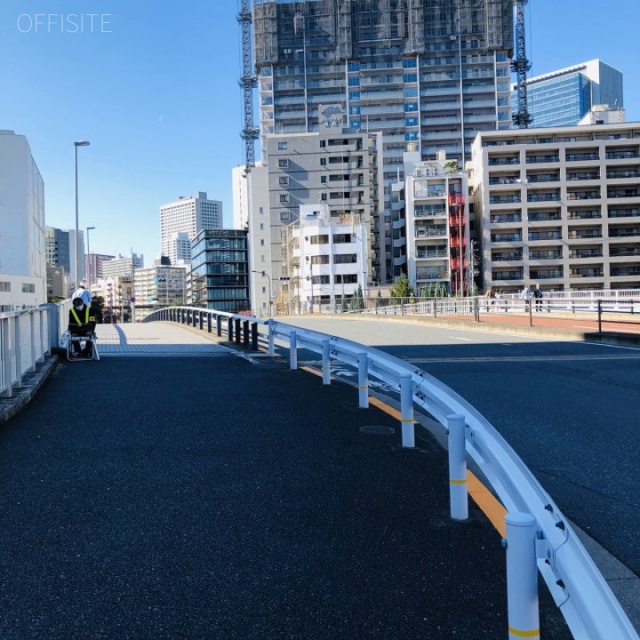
[389,274,413,304]
[352,285,364,311]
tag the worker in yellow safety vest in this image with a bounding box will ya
[68,297,97,357]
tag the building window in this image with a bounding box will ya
[277,141,288,150]
[333,254,357,264]
[280,212,291,221]
[279,194,290,203]
[0,282,10,292]
[320,157,327,166]
[22,283,36,293]
[279,176,289,185]
[278,158,289,168]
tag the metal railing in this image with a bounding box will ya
[1,304,61,398]
[145,305,638,639]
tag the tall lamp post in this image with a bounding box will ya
[86,225,96,288]
[252,270,273,317]
[74,140,90,289]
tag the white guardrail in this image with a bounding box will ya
[148,305,639,639]
[0,303,70,399]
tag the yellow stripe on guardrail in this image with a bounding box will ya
[508,626,540,638]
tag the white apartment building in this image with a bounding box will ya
[160,192,223,264]
[471,122,640,291]
[0,130,46,311]
[133,264,186,321]
[401,150,470,296]
[285,204,368,314]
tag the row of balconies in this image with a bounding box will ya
[487,149,639,166]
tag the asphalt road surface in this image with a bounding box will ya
[282,316,640,580]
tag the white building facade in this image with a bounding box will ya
[160,192,223,264]
[0,130,46,310]
[286,204,368,314]
[471,122,640,292]
[402,150,470,296]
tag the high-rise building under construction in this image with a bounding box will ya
[252,0,514,283]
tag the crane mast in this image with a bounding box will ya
[238,0,259,171]
[511,0,532,128]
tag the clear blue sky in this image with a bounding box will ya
[1,1,638,265]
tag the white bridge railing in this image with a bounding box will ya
[147,305,638,639]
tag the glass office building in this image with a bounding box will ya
[512,59,623,128]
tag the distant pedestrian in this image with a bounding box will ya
[520,285,532,312]
[533,284,543,312]
[485,286,495,311]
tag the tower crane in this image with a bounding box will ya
[237,0,259,172]
[511,0,532,128]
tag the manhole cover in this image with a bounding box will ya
[359,425,395,435]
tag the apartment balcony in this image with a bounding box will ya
[415,227,447,239]
[488,156,520,166]
[607,169,640,179]
[568,229,603,240]
[491,213,522,224]
[566,171,600,181]
[611,266,640,277]
[489,195,521,204]
[525,155,560,164]
[570,267,604,278]
[529,231,562,241]
[529,249,563,260]
[569,248,603,259]
[607,188,640,199]
[565,152,599,162]
[606,150,640,160]
[566,190,601,201]
[608,207,640,219]
[528,211,561,222]
[491,233,523,243]
[491,252,523,262]
[526,173,560,183]
[529,269,564,280]
[527,193,561,203]
[567,209,601,220]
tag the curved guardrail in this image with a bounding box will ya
[145,306,638,639]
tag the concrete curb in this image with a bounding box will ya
[0,354,61,424]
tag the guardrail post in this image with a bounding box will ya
[217,316,222,337]
[13,318,22,390]
[1,318,13,399]
[528,301,533,327]
[235,318,242,345]
[447,414,468,520]
[242,320,249,348]
[192,311,197,327]
[473,297,479,322]
[505,513,540,640]
[199,312,204,330]
[400,375,414,448]
[289,331,297,370]
[227,317,233,341]
[268,320,275,357]
[322,340,331,385]
[207,314,212,334]
[598,299,602,334]
[251,323,258,351]
[358,353,369,408]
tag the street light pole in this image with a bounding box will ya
[86,225,96,288]
[74,140,90,289]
